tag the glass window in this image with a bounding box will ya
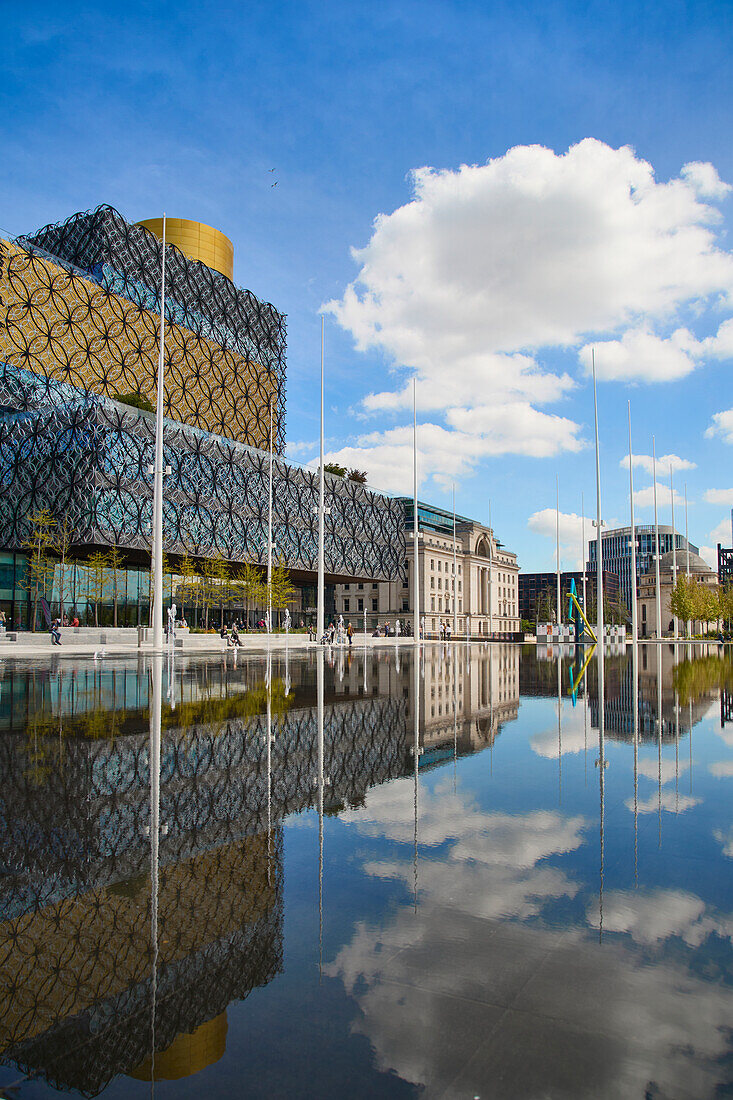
[344,599,350,612]
[372,599,378,611]
[358,598,364,611]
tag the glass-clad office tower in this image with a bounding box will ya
[588,525,698,616]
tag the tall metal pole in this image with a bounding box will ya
[151,215,167,650]
[581,490,587,619]
[670,464,678,641]
[317,647,324,978]
[412,379,420,644]
[452,484,458,640]
[317,317,325,642]
[267,397,274,635]
[628,402,638,644]
[652,437,662,640]
[592,350,604,647]
[148,653,162,1078]
[556,477,561,627]
[685,483,690,639]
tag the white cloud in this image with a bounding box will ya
[580,328,700,382]
[706,408,733,445]
[318,407,584,494]
[620,452,696,475]
[633,481,686,510]
[681,160,732,200]
[527,508,595,569]
[700,516,732,567]
[705,489,733,505]
[709,761,733,779]
[326,139,733,485]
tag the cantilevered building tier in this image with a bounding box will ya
[2,205,285,450]
[0,365,404,585]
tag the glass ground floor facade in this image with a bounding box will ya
[0,364,403,628]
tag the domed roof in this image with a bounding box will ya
[658,549,714,575]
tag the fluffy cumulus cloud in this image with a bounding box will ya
[326,140,733,491]
[328,776,733,1098]
[527,507,596,568]
[706,408,733,445]
[700,516,733,568]
[705,488,733,505]
[620,452,696,475]
[633,480,686,510]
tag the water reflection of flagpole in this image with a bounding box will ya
[266,647,273,883]
[592,348,605,943]
[633,639,639,887]
[657,644,663,849]
[413,646,420,912]
[452,645,457,793]
[674,647,680,814]
[557,653,562,806]
[317,647,324,981]
[149,653,163,1094]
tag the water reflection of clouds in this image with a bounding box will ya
[530,706,589,759]
[587,888,733,946]
[626,789,701,814]
[330,780,733,1098]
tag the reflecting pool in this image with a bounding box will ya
[2,642,733,1098]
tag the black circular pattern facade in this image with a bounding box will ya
[0,364,405,580]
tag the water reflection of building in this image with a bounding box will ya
[332,645,519,768]
[0,656,409,1095]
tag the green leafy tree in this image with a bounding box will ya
[52,515,75,620]
[268,563,296,627]
[175,554,196,623]
[323,462,346,478]
[347,468,368,483]
[23,509,57,630]
[671,575,696,634]
[234,562,265,629]
[114,390,154,413]
[86,551,109,627]
[105,543,125,627]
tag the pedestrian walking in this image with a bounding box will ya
[347,621,354,647]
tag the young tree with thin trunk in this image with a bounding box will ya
[235,562,265,630]
[86,552,109,627]
[23,509,57,631]
[53,516,75,620]
[268,563,296,627]
[105,543,124,627]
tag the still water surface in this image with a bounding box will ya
[1,643,733,1099]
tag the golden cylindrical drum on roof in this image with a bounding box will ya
[137,217,234,280]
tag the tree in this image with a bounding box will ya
[671,575,696,634]
[234,562,265,629]
[86,552,109,627]
[347,468,368,484]
[323,462,346,478]
[114,390,154,413]
[268,563,296,626]
[147,552,171,628]
[105,543,124,627]
[201,554,229,629]
[176,554,196,622]
[23,509,57,630]
[53,515,75,620]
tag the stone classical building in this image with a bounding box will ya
[638,549,718,638]
[334,500,520,637]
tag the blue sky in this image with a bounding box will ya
[4,0,733,571]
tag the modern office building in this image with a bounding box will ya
[0,206,404,627]
[587,525,698,616]
[718,543,733,587]
[334,500,520,637]
[518,570,620,623]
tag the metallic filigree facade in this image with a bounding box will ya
[0,658,408,1094]
[2,203,286,450]
[0,364,405,580]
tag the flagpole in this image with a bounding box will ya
[684,483,690,639]
[452,484,458,640]
[628,402,638,644]
[556,477,561,628]
[151,214,167,650]
[652,437,662,640]
[412,379,420,644]
[488,499,493,639]
[670,464,678,641]
[582,490,587,620]
[267,396,274,635]
[317,317,325,643]
[592,350,604,648]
